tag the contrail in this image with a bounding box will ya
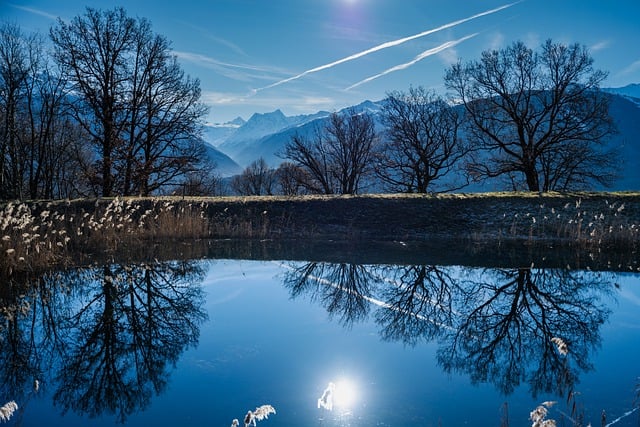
[255,2,519,92]
[345,33,478,90]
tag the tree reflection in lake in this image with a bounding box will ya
[0,260,207,423]
[0,272,60,409]
[283,262,381,327]
[0,256,630,426]
[438,267,613,397]
[375,265,458,345]
[284,261,615,401]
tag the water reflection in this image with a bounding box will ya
[0,256,629,425]
[439,267,611,397]
[0,260,207,423]
[284,262,615,401]
[375,265,457,345]
[283,263,380,327]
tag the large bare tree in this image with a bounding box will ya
[50,7,207,197]
[50,8,136,197]
[444,40,618,192]
[379,86,469,193]
[283,109,377,195]
[120,22,207,196]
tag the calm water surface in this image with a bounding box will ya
[1,250,639,426]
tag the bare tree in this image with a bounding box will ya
[0,22,31,199]
[176,158,222,196]
[379,86,469,193]
[50,8,136,197]
[230,157,276,196]
[444,39,618,192]
[50,7,207,198]
[21,38,85,200]
[275,162,308,196]
[283,109,377,194]
[0,22,85,201]
[120,23,207,196]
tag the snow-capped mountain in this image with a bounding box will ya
[203,87,640,191]
[212,109,335,163]
[202,101,383,168]
[203,117,245,147]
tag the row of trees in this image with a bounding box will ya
[2,8,619,200]
[233,40,618,196]
[0,8,211,201]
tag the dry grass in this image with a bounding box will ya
[499,197,639,248]
[1,192,638,275]
[0,197,211,275]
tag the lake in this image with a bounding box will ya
[1,244,639,426]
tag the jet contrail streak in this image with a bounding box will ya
[255,2,519,92]
[345,33,478,90]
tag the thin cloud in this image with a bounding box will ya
[590,40,610,53]
[174,51,275,72]
[9,4,58,20]
[201,91,253,106]
[489,32,506,50]
[174,51,289,82]
[255,1,520,92]
[346,33,478,90]
[619,59,640,76]
[176,20,248,57]
[203,90,335,110]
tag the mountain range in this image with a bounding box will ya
[202,84,640,191]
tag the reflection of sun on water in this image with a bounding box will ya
[333,379,357,409]
[318,378,359,413]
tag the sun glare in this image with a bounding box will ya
[318,378,360,412]
[333,379,358,409]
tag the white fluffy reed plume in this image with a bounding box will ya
[530,401,557,427]
[551,337,568,356]
[0,401,18,422]
[252,405,276,421]
[236,404,276,427]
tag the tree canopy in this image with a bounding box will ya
[50,7,208,197]
[444,40,618,192]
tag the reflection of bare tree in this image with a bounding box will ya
[0,277,42,405]
[282,261,615,402]
[0,261,207,422]
[283,262,378,327]
[0,271,75,407]
[50,261,207,422]
[438,268,612,397]
[375,265,458,345]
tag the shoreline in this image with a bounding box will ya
[1,192,639,274]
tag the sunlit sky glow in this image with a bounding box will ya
[3,0,639,123]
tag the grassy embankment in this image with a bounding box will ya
[1,192,639,274]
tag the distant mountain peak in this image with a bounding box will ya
[246,109,287,124]
[604,83,640,99]
[228,116,246,126]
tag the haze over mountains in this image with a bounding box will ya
[202,85,640,191]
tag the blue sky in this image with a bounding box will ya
[3,0,640,123]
